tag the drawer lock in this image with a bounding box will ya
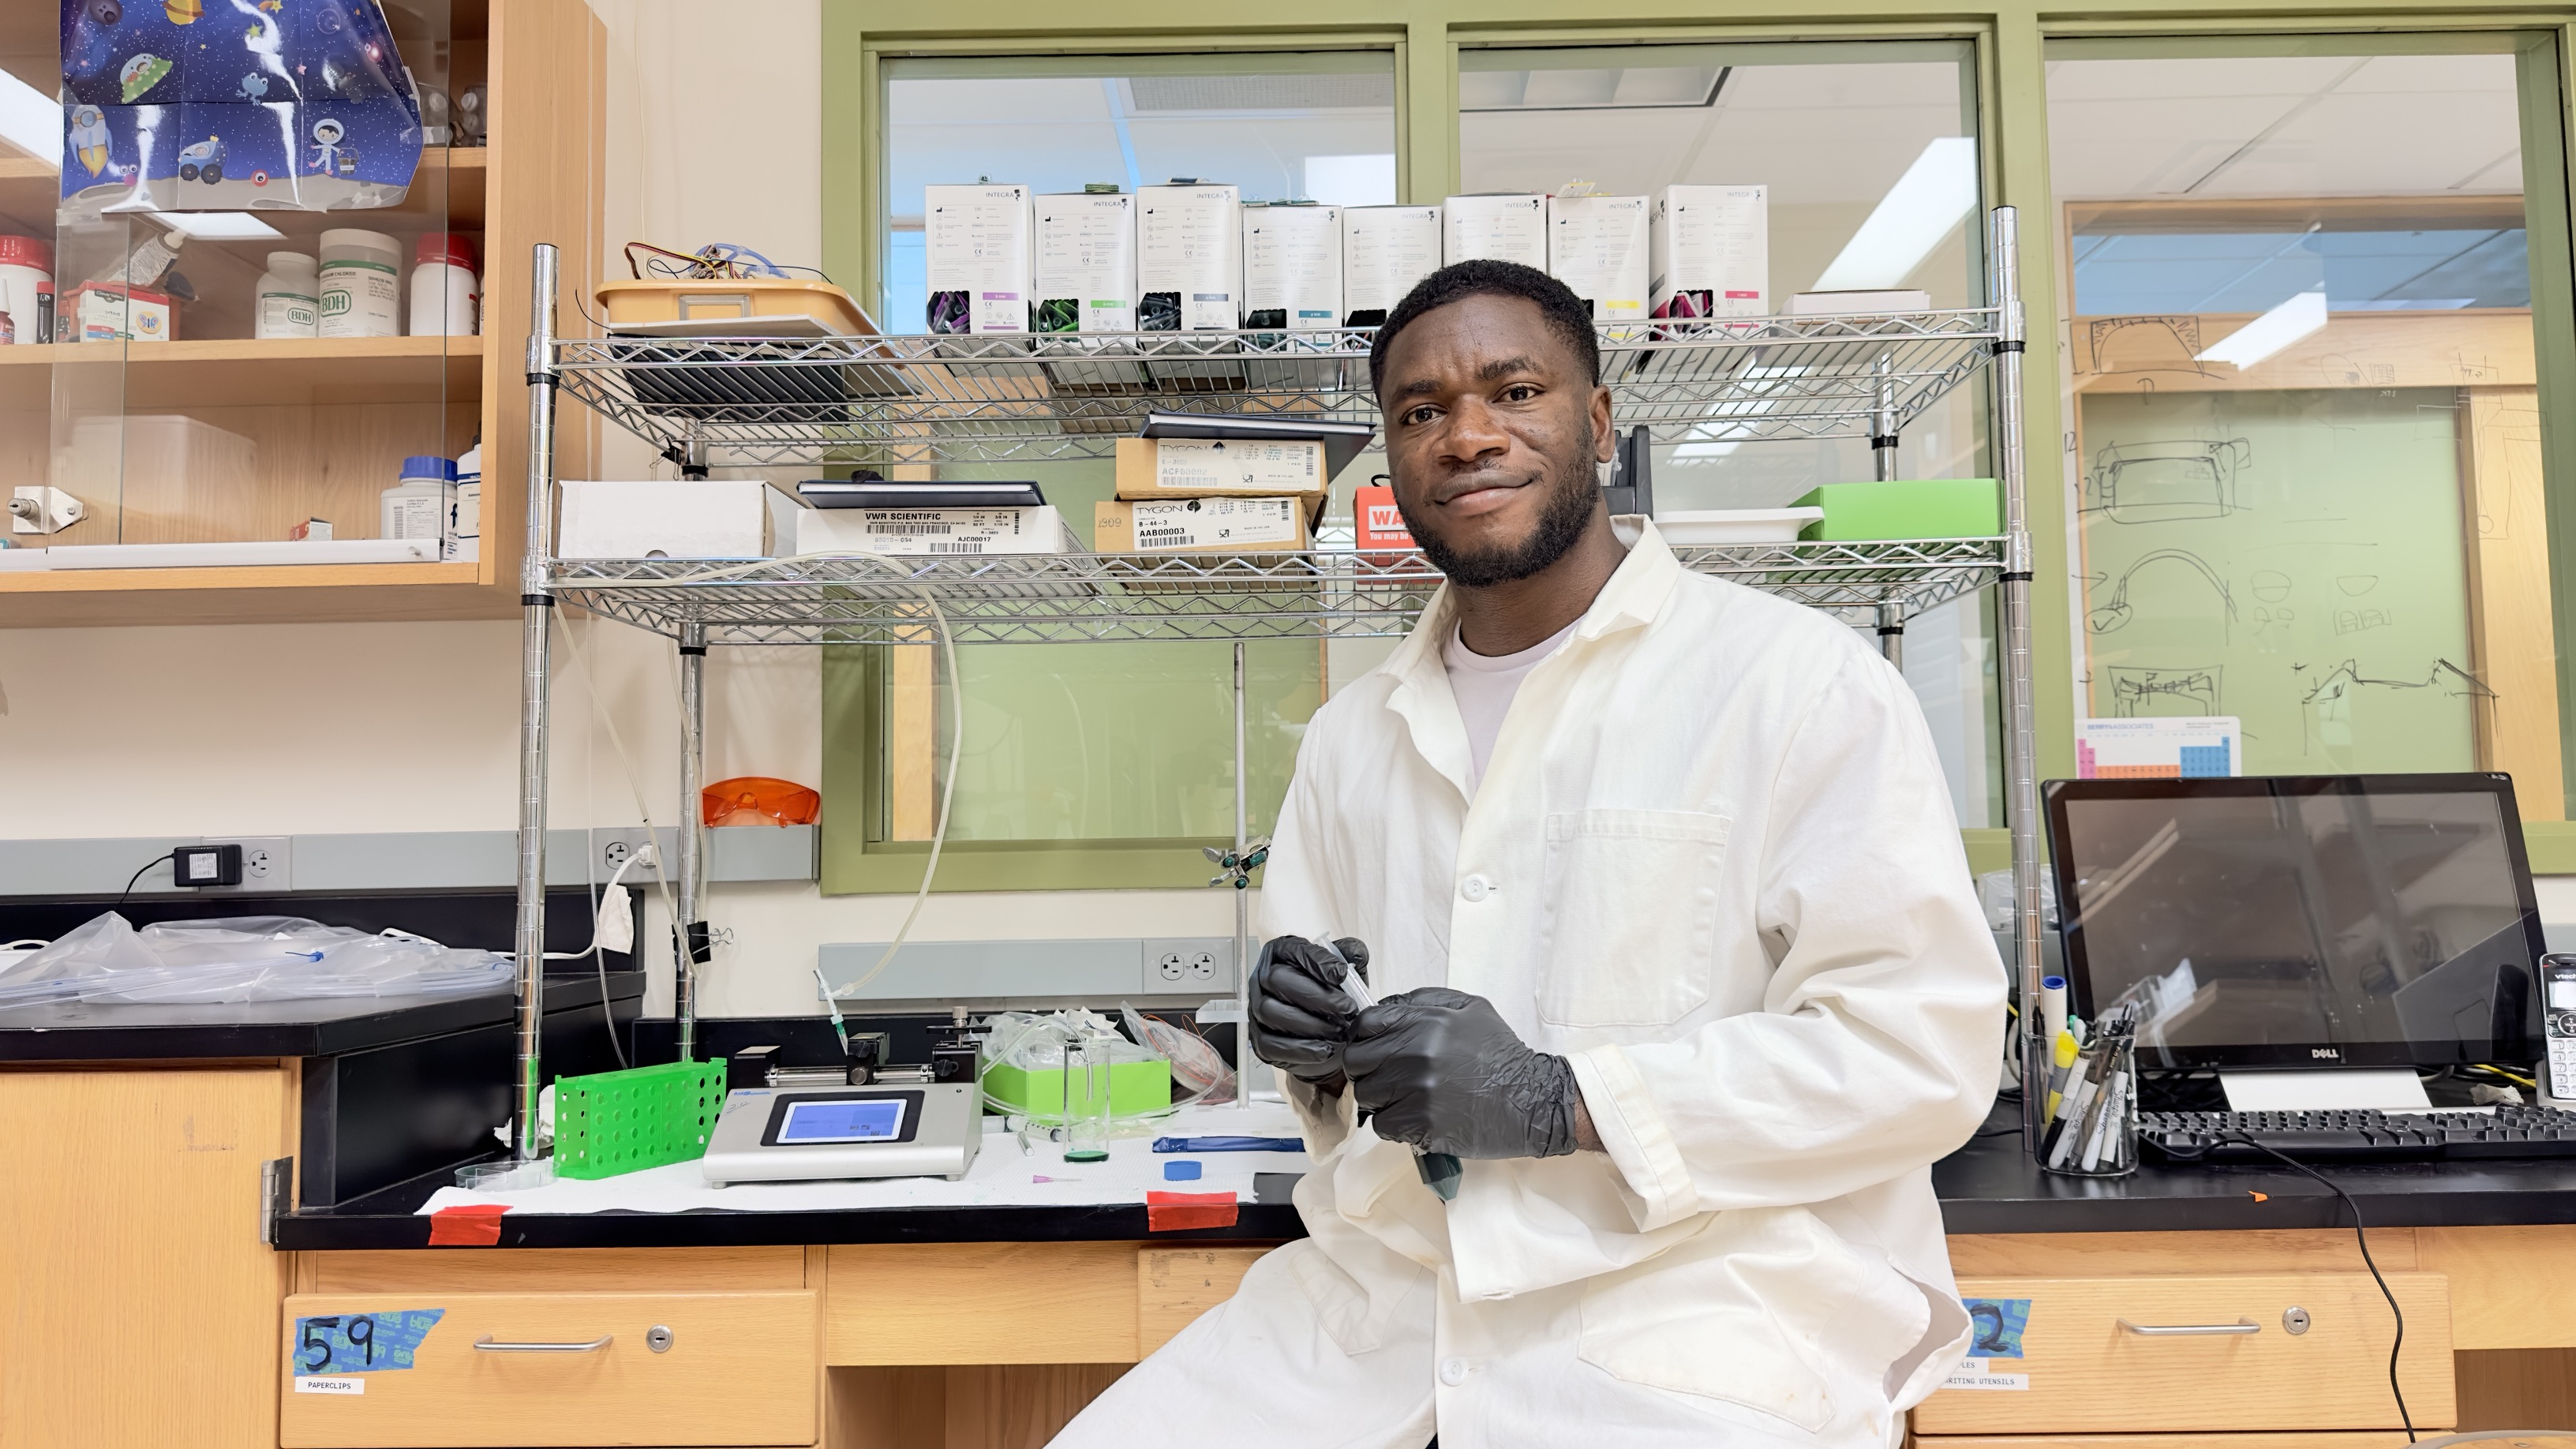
[648,1324,675,1354]
[2282,1306,2311,1335]
[2116,1317,2260,1336]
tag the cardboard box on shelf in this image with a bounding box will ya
[924,182,1033,335]
[1548,194,1650,324]
[61,281,173,342]
[1342,206,1441,325]
[1033,191,1136,334]
[1093,496,1311,554]
[1443,194,1547,268]
[1136,183,1241,331]
[1650,185,1768,321]
[1242,204,1343,331]
[795,504,1080,557]
[557,480,786,560]
[1114,436,1329,519]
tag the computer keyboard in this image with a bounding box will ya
[2141,1105,2576,1163]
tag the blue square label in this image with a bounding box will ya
[1963,1297,2031,1359]
[292,1309,445,1374]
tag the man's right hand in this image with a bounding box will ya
[1249,935,1370,1091]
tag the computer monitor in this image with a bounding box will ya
[2045,773,2546,1071]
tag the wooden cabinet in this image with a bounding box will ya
[0,0,601,627]
[0,1065,294,1449]
[1913,1273,2455,1435]
[278,1290,819,1447]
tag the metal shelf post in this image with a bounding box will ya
[676,621,709,1061]
[512,244,561,1159]
[1987,207,2047,1150]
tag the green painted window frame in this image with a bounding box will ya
[821,2,2576,882]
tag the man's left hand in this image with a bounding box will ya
[1345,987,1582,1160]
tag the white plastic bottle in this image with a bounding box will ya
[407,232,480,337]
[381,454,453,544]
[319,228,402,339]
[254,252,320,339]
[444,440,481,563]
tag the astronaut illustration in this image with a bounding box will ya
[306,117,358,175]
[68,105,111,176]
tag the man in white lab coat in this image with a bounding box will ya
[1052,261,2005,1448]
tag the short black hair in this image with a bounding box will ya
[1368,259,1601,399]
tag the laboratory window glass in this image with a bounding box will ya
[2047,40,2570,817]
[1460,42,2000,827]
[823,53,1395,891]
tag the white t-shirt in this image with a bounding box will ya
[1443,618,1578,796]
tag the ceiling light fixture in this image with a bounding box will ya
[2196,289,2328,369]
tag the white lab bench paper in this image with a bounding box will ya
[417,1103,1312,1217]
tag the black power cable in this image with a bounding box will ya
[2226,1135,2415,1443]
[114,851,176,910]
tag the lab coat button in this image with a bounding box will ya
[1440,1357,1470,1386]
[1460,875,1492,902]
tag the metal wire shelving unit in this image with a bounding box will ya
[505,206,2046,1158]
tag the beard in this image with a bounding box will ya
[1396,451,1603,588]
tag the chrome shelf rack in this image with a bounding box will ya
[508,207,2045,1159]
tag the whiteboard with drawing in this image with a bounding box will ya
[2076,386,2479,774]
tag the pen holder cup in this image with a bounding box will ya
[2040,1033,2136,1178]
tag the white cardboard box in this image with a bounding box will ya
[1243,204,1342,330]
[924,182,1033,335]
[558,480,780,560]
[1342,205,1442,322]
[796,505,1078,557]
[1033,192,1136,333]
[1548,194,1651,322]
[1136,184,1241,330]
[1443,194,1547,268]
[1649,185,1769,320]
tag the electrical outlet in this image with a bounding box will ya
[1140,938,1237,994]
[1186,951,1219,983]
[200,837,290,893]
[1156,952,1187,982]
[596,827,661,878]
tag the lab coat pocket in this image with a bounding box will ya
[1537,808,1729,1027]
[1575,1205,1931,1434]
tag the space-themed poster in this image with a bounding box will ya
[60,0,425,214]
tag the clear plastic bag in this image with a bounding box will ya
[1122,1002,1236,1106]
[0,912,512,1006]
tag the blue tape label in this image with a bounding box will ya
[1963,1297,2031,1359]
[292,1309,444,1373]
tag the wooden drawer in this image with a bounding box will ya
[1917,1436,2417,1447]
[279,1291,817,1447]
[1911,1275,2454,1435]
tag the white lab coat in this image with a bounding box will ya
[1054,522,2006,1449]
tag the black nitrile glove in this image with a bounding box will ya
[1345,987,1580,1160]
[1249,935,1368,1089]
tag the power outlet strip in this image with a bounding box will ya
[818,936,1241,1003]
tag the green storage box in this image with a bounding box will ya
[553,1058,729,1179]
[1793,478,2003,541]
[982,1057,1171,1124]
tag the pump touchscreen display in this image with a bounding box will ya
[777,1098,908,1144]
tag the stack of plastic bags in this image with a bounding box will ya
[0,912,511,1006]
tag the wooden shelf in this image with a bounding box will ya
[0,563,515,628]
[0,335,482,408]
[2,149,487,232]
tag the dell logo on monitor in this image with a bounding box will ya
[2312,1047,2342,1059]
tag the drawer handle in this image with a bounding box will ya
[2117,1318,2260,1336]
[473,1334,614,1353]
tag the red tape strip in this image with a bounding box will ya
[1146,1189,1238,1232]
[426,1204,510,1246]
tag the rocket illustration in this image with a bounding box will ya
[68,105,111,177]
